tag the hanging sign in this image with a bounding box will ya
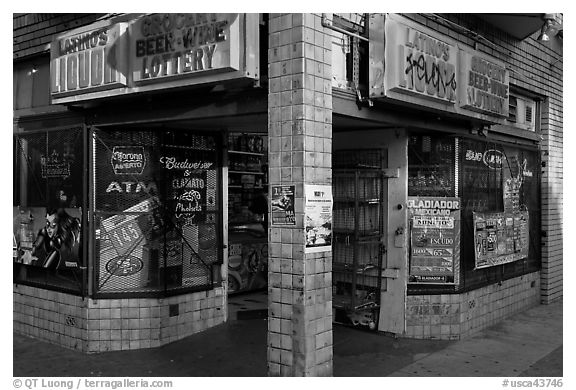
[459,51,509,117]
[383,14,458,105]
[304,185,333,253]
[50,14,259,103]
[473,211,529,269]
[407,197,461,285]
[271,185,295,225]
[130,13,240,84]
[50,22,129,102]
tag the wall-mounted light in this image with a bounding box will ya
[538,14,562,41]
[27,66,38,76]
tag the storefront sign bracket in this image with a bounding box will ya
[321,13,369,42]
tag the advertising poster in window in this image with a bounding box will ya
[408,197,461,285]
[305,185,333,253]
[473,211,529,269]
[94,130,218,292]
[13,130,84,274]
[271,185,295,225]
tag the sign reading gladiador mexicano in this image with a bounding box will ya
[130,13,240,83]
[407,197,461,285]
[50,22,129,101]
[459,50,509,117]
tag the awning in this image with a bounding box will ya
[474,13,546,40]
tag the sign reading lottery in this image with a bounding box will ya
[130,13,240,83]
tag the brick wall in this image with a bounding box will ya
[13,14,107,60]
[13,284,226,352]
[405,272,541,340]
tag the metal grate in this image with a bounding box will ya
[408,135,456,197]
[93,128,220,296]
[333,148,384,170]
[332,153,385,329]
[408,137,541,294]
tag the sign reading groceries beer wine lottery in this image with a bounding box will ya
[130,13,240,83]
[50,14,257,104]
[408,197,461,285]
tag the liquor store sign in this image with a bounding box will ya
[130,13,239,84]
[50,23,129,100]
[50,14,249,104]
[383,15,458,105]
[459,51,509,117]
[370,14,510,122]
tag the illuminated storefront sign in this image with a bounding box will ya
[369,14,511,122]
[50,23,128,100]
[49,14,257,103]
[459,51,509,117]
[384,15,458,104]
[130,13,240,84]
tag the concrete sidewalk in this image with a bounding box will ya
[13,298,562,377]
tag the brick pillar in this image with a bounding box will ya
[540,98,563,304]
[267,13,333,376]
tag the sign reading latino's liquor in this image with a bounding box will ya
[50,14,255,104]
[369,14,510,121]
[130,13,240,84]
[50,22,129,101]
[383,14,458,105]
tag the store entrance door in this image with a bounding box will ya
[332,130,409,336]
[332,149,389,331]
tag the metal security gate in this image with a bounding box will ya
[92,128,222,297]
[332,149,387,330]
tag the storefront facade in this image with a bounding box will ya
[13,13,266,352]
[14,13,562,375]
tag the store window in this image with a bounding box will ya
[459,139,540,290]
[93,128,222,297]
[407,134,540,294]
[13,128,85,294]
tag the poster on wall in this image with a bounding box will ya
[271,185,295,225]
[407,197,461,285]
[473,211,529,269]
[304,185,333,253]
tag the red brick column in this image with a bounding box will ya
[267,13,333,376]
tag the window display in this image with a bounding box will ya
[13,129,84,293]
[94,129,221,295]
[408,134,540,293]
[227,132,268,294]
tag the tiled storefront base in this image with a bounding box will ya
[405,272,540,340]
[13,284,226,353]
